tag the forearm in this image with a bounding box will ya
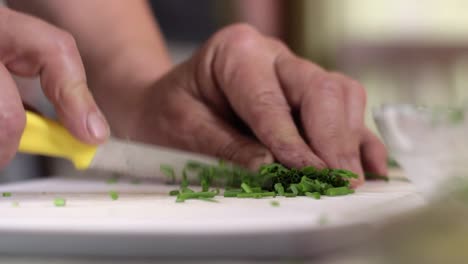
[7,0,172,135]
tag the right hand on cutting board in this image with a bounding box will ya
[120,24,388,186]
[0,7,109,167]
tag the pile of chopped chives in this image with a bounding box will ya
[162,161,359,203]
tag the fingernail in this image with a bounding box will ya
[87,112,109,140]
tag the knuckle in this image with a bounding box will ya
[50,30,78,55]
[329,72,367,103]
[317,76,343,99]
[350,82,367,105]
[216,139,247,161]
[217,23,260,53]
[250,90,291,121]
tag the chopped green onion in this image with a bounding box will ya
[2,192,11,197]
[270,200,280,207]
[237,193,263,198]
[181,188,195,193]
[274,183,285,196]
[177,191,217,202]
[283,193,297,197]
[11,201,19,207]
[237,192,275,198]
[305,192,321,199]
[169,190,180,196]
[289,184,300,195]
[325,187,354,196]
[109,191,119,200]
[198,197,219,203]
[224,190,242,197]
[241,182,253,193]
[160,164,176,183]
[365,172,390,182]
[54,198,66,207]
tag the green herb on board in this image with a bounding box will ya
[167,161,358,203]
[109,191,119,201]
[54,198,66,207]
[160,164,176,183]
[270,200,280,207]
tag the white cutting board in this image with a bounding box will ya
[0,174,425,258]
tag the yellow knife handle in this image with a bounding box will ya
[18,111,98,169]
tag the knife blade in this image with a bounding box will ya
[19,111,219,180]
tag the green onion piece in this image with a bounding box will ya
[270,200,280,207]
[177,191,217,200]
[2,192,11,197]
[365,172,390,182]
[289,184,300,195]
[225,188,242,192]
[305,192,321,199]
[325,187,353,196]
[160,164,176,183]
[250,187,262,193]
[258,192,276,197]
[109,191,119,200]
[181,169,189,188]
[54,198,66,207]
[169,190,180,196]
[274,183,285,196]
[237,192,275,198]
[11,201,19,207]
[198,197,219,203]
[241,182,253,193]
[283,192,297,197]
[176,197,186,203]
[181,188,195,193]
[301,166,317,175]
[224,190,242,197]
[237,193,263,198]
[201,179,209,192]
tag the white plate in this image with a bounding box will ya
[0,176,424,258]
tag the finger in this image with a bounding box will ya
[145,88,275,170]
[194,110,275,171]
[209,25,326,168]
[329,72,367,181]
[0,63,26,166]
[361,128,388,177]
[0,7,109,144]
[274,54,348,170]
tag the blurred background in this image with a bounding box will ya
[3,0,468,181]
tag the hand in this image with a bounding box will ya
[123,24,387,185]
[0,7,109,167]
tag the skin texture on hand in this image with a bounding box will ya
[7,0,386,186]
[0,7,109,167]
[129,24,388,186]
[7,0,173,137]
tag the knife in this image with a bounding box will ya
[19,111,219,179]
